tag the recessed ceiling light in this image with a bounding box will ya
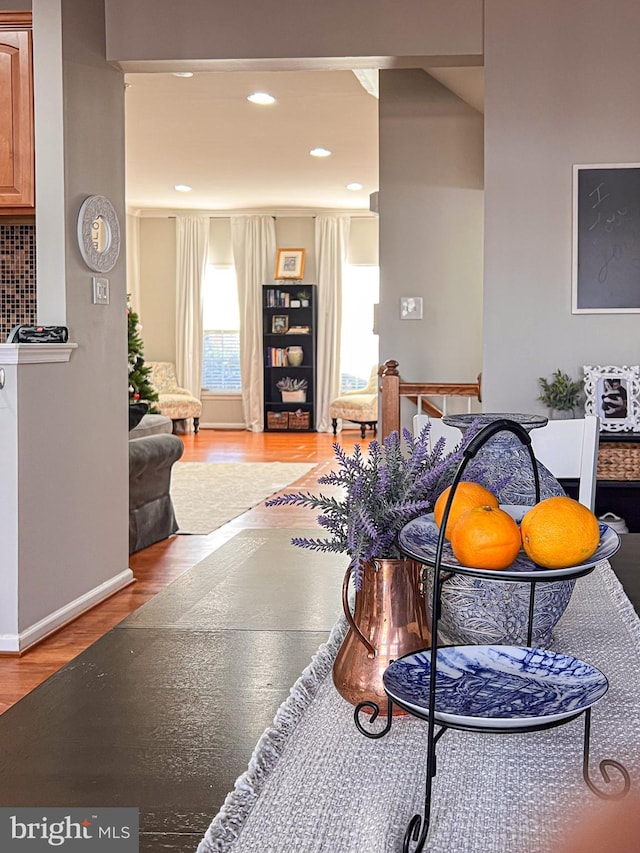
[247,92,276,105]
[173,72,194,78]
[174,184,192,192]
[310,147,332,158]
[346,182,364,191]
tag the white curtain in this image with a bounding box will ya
[315,215,350,432]
[231,215,276,431]
[175,216,209,402]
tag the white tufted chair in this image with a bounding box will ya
[329,365,379,439]
[147,361,202,434]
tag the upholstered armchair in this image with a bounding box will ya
[147,361,202,434]
[329,364,379,438]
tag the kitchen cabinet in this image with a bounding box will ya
[0,12,34,214]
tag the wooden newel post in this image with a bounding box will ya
[381,360,401,439]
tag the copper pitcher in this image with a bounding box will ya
[332,558,431,716]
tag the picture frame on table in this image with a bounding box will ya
[274,248,306,280]
[272,315,289,334]
[583,364,640,432]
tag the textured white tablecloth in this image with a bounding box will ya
[198,562,640,853]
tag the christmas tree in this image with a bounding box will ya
[128,298,159,410]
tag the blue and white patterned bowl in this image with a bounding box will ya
[399,506,621,580]
[383,645,608,730]
[398,507,620,648]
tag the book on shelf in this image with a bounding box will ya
[264,288,293,308]
[265,347,291,366]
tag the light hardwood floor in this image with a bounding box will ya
[0,427,369,713]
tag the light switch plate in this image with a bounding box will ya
[92,277,110,305]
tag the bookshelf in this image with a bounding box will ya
[263,284,317,432]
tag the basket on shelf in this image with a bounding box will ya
[267,411,289,430]
[288,409,310,430]
[597,442,640,481]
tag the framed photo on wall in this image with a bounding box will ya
[572,163,640,313]
[583,364,640,432]
[274,248,306,280]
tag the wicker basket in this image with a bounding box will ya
[267,411,289,430]
[288,410,310,430]
[597,442,640,481]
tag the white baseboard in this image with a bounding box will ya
[199,422,247,430]
[0,569,135,654]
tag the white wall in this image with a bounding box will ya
[483,0,640,412]
[138,218,175,361]
[378,69,484,425]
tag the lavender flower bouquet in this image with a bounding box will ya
[266,423,495,589]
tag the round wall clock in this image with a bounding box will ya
[76,195,121,273]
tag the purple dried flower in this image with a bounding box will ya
[265,422,505,591]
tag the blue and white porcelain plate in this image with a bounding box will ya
[398,505,620,579]
[383,645,608,730]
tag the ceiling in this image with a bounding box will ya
[124,67,483,215]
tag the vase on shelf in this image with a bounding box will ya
[549,408,574,420]
[286,346,304,367]
[333,558,431,716]
[281,389,306,403]
[433,412,573,648]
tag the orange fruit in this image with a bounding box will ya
[434,482,499,539]
[520,496,600,569]
[450,505,522,570]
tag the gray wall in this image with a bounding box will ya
[483,0,640,412]
[18,0,128,630]
[104,0,483,67]
[378,69,484,408]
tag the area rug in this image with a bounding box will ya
[171,462,315,534]
[197,562,640,853]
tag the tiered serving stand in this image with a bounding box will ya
[354,419,631,853]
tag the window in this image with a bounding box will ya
[340,265,379,391]
[202,265,241,392]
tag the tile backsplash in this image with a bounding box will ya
[0,224,37,341]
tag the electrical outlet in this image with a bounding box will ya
[92,277,110,305]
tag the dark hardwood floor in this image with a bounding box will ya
[0,428,366,852]
[0,429,365,714]
[0,428,639,852]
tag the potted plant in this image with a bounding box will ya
[297,289,310,307]
[538,369,583,418]
[266,424,495,712]
[277,376,308,402]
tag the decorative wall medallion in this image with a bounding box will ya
[76,195,121,273]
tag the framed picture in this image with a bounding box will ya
[272,314,289,334]
[583,364,640,432]
[274,248,306,280]
[400,296,423,320]
[572,163,640,313]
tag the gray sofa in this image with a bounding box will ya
[129,414,184,554]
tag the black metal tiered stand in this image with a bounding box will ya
[354,419,631,853]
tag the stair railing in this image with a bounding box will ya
[380,359,482,439]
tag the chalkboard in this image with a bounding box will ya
[573,164,640,313]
